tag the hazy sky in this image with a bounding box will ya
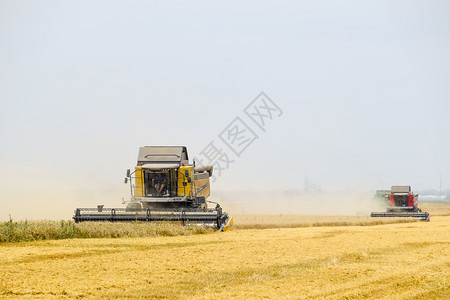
[1,1,449,219]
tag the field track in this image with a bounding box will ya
[0,216,448,299]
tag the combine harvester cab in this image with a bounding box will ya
[370,186,430,221]
[74,146,234,231]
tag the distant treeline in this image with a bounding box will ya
[417,189,450,199]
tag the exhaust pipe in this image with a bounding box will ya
[194,165,213,177]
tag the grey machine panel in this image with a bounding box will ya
[137,146,189,165]
[391,186,411,193]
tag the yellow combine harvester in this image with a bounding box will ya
[74,146,234,231]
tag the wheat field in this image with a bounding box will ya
[0,220,212,243]
[0,215,448,299]
[420,202,450,216]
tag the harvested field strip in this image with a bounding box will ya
[234,214,418,229]
[2,240,226,265]
[119,240,447,299]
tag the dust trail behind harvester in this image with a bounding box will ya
[212,190,385,216]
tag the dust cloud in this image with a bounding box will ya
[0,180,129,222]
[1,173,385,221]
[211,190,386,216]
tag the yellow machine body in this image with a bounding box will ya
[193,173,210,199]
[177,165,193,197]
[134,166,145,197]
[221,216,234,231]
[134,164,211,203]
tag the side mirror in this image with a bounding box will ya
[126,169,131,177]
[184,170,189,177]
[124,177,128,184]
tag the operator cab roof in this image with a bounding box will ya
[391,186,411,193]
[137,146,189,167]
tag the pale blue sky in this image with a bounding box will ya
[0,1,449,219]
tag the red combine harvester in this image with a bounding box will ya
[371,186,430,221]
